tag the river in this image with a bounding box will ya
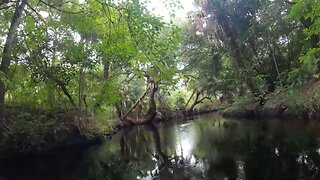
[1,113,320,179]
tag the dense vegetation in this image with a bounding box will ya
[184,0,320,117]
[0,0,319,150]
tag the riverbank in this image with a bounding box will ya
[221,79,320,120]
[5,80,315,157]
[0,107,116,157]
[0,103,221,156]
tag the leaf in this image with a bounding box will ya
[0,71,9,88]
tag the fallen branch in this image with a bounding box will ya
[1,123,13,136]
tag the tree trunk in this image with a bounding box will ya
[103,62,110,81]
[145,82,158,122]
[216,11,264,105]
[188,90,211,112]
[121,86,150,120]
[188,90,200,112]
[184,89,196,109]
[0,0,27,115]
[119,80,159,126]
[57,79,76,107]
[44,70,76,107]
[79,66,85,112]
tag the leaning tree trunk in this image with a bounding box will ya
[121,86,150,120]
[44,70,76,107]
[187,90,211,113]
[188,90,201,112]
[0,0,27,115]
[216,11,264,105]
[119,81,159,126]
[184,89,196,109]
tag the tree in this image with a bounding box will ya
[290,0,320,72]
[0,0,27,114]
[182,0,307,105]
[0,0,181,122]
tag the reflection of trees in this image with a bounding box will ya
[75,126,158,180]
[200,125,320,180]
[242,132,320,180]
[0,144,95,180]
[85,122,208,180]
[4,118,320,179]
[63,119,320,179]
[147,123,208,179]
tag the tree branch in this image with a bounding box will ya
[25,2,46,24]
[39,0,84,14]
[197,96,212,104]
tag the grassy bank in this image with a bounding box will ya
[222,79,320,120]
[0,107,116,156]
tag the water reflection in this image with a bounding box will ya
[1,114,320,179]
[79,114,320,180]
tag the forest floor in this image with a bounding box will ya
[222,78,320,120]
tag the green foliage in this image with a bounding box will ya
[0,0,181,110]
[94,80,121,108]
[93,108,115,135]
[287,61,317,85]
[2,0,320,148]
[282,88,306,114]
[0,0,184,148]
[224,93,257,113]
[0,71,9,88]
[172,91,186,108]
[290,0,320,71]
[11,112,48,145]
[182,0,320,107]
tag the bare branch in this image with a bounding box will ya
[197,96,212,104]
[0,5,13,10]
[25,2,46,24]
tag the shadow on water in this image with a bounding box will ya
[1,113,320,179]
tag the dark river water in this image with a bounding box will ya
[1,113,320,180]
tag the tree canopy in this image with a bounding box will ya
[0,0,320,125]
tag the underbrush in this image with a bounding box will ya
[222,93,259,117]
[196,99,228,112]
[0,106,115,152]
[223,79,320,119]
